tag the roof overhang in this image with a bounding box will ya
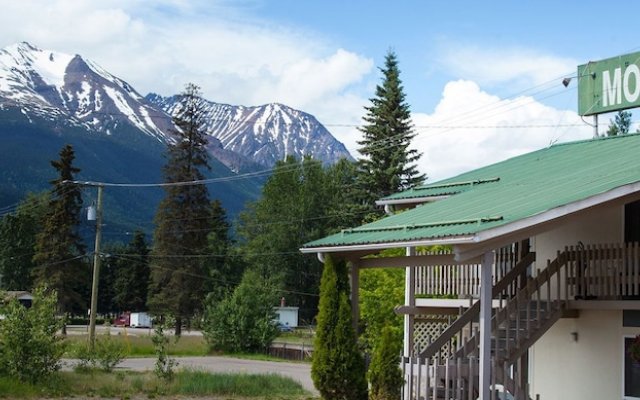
[302,180,640,261]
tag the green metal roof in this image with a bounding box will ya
[303,134,640,250]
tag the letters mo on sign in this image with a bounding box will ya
[578,51,640,116]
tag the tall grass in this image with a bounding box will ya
[175,369,307,396]
[0,370,309,398]
[64,334,209,356]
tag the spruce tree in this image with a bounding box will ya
[607,110,633,136]
[312,255,367,400]
[32,144,87,317]
[148,83,212,335]
[113,231,150,311]
[205,199,239,302]
[358,50,424,206]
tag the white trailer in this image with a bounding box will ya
[129,312,152,328]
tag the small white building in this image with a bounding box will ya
[274,307,299,328]
[302,134,640,400]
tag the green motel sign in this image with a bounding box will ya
[578,51,640,116]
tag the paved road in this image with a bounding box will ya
[111,356,317,394]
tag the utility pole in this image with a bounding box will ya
[88,184,104,350]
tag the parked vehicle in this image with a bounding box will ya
[130,312,152,328]
[112,312,152,328]
[112,312,130,326]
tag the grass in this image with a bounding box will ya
[0,369,310,398]
[64,334,210,357]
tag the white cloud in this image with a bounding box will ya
[437,44,578,88]
[410,80,593,181]
[0,0,373,149]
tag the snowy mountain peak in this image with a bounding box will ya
[0,42,170,139]
[0,42,353,172]
[147,95,353,168]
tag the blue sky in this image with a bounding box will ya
[1,0,638,180]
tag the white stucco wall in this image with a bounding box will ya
[530,310,639,400]
[533,203,623,270]
[529,203,631,399]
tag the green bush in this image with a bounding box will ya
[0,286,65,383]
[367,325,403,400]
[152,322,178,382]
[69,331,127,372]
[95,333,127,372]
[203,269,279,353]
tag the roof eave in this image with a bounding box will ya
[300,235,477,255]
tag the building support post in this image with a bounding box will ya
[350,262,360,334]
[479,251,494,400]
[89,184,103,351]
[403,246,416,356]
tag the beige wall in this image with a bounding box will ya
[533,203,623,270]
[529,204,631,399]
[530,310,638,399]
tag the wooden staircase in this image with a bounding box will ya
[403,242,640,400]
[403,248,572,400]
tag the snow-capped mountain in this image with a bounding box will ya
[0,42,353,171]
[0,42,172,140]
[147,94,353,168]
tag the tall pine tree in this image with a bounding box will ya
[358,50,424,207]
[148,83,212,335]
[32,144,88,317]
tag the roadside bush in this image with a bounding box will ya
[202,269,279,353]
[0,286,65,383]
[152,322,178,381]
[94,333,127,372]
[70,330,127,373]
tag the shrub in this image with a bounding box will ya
[202,269,279,353]
[152,322,177,381]
[69,330,127,372]
[367,325,403,400]
[94,332,127,372]
[0,286,65,383]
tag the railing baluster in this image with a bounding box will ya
[536,276,541,329]
[456,356,463,400]
[556,251,561,308]
[468,356,475,400]
[432,355,439,400]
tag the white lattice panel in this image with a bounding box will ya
[413,317,452,357]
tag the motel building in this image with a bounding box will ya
[302,52,640,400]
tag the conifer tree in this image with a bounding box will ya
[312,255,367,400]
[32,144,87,317]
[0,192,48,290]
[358,50,424,206]
[113,231,150,311]
[205,199,238,302]
[607,110,633,136]
[148,83,212,335]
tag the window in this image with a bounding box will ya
[625,200,640,243]
[624,336,640,399]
